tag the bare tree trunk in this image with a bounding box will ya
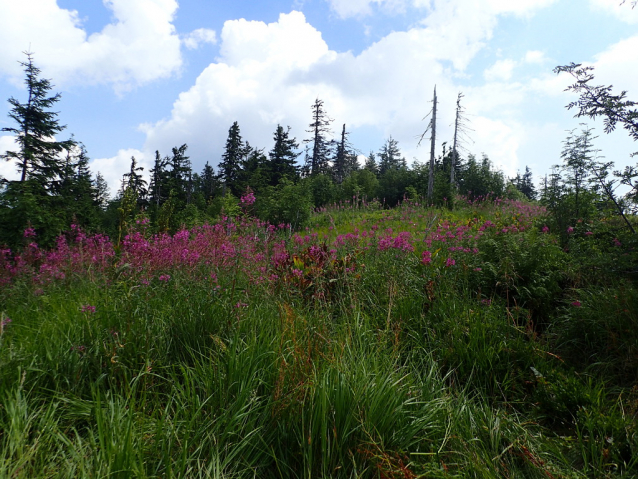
[451,93,462,186]
[427,86,437,201]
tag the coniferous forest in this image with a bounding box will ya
[1,54,637,477]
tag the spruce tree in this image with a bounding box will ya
[378,137,405,175]
[305,99,333,176]
[198,162,217,203]
[167,144,191,203]
[269,125,299,186]
[239,143,269,191]
[364,151,379,176]
[332,124,356,184]
[93,172,110,210]
[121,156,148,207]
[58,143,100,227]
[219,121,247,195]
[1,52,75,187]
[0,52,76,246]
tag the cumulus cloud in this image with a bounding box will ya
[182,28,217,50]
[589,0,638,24]
[141,8,545,175]
[469,117,523,177]
[90,148,148,197]
[484,59,517,81]
[591,35,638,91]
[0,0,182,91]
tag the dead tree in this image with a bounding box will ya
[418,86,437,201]
[450,92,473,186]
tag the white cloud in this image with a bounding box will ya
[326,0,408,18]
[139,9,521,175]
[471,117,523,177]
[0,0,182,91]
[182,28,217,50]
[329,0,557,18]
[524,50,546,64]
[483,0,557,16]
[484,59,517,81]
[90,148,148,197]
[589,0,638,24]
[0,135,21,182]
[591,35,638,91]
[138,1,567,182]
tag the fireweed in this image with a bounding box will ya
[0,199,547,291]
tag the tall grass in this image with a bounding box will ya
[1,198,636,477]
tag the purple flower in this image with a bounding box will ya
[158,274,171,282]
[445,258,456,267]
[240,189,256,207]
[567,226,574,234]
[80,305,96,314]
[1,316,11,328]
[542,226,549,233]
[571,301,581,307]
[421,251,432,265]
[585,231,593,236]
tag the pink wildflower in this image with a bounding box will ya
[571,301,581,307]
[421,251,432,265]
[158,274,171,282]
[542,226,549,233]
[445,258,455,267]
[567,226,574,234]
[240,189,256,207]
[80,305,96,314]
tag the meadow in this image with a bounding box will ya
[0,197,636,478]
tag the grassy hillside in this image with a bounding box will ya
[1,198,636,478]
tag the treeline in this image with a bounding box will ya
[0,54,536,249]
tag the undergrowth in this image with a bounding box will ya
[0,198,636,478]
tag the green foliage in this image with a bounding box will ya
[0,180,64,247]
[341,169,379,200]
[474,230,567,324]
[257,181,312,228]
[308,174,335,208]
[377,168,416,206]
[219,191,241,218]
[268,125,299,186]
[219,121,248,196]
[1,200,637,477]
[511,166,537,200]
[458,154,506,200]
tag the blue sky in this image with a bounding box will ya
[1,0,637,196]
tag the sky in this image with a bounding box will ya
[1,0,638,196]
